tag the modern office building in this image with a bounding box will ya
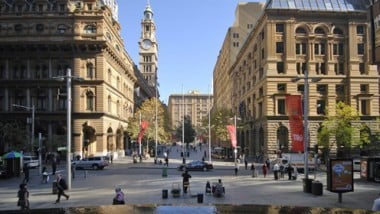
[168,91,213,138]
[213,0,379,159]
[0,0,139,158]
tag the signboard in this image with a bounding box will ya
[360,160,368,179]
[327,159,353,193]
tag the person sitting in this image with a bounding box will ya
[113,187,125,205]
[205,181,211,194]
[213,179,225,197]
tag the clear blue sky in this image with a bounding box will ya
[118,1,261,103]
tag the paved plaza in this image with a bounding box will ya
[0,146,379,212]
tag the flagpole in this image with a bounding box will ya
[139,112,142,156]
[182,84,185,163]
[208,83,212,163]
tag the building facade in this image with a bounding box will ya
[0,0,137,159]
[168,91,213,139]
[214,0,379,159]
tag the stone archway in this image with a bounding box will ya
[107,127,114,153]
[82,122,96,158]
[116,128,123,150]
[277,125,289,157]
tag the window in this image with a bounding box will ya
[277,83,286,92]
[36,89,47,111]
[259,87,264,97]
[261,31,265,40]
[333,43,344,55]
[333,28,344,35]
[14,24,23,33]
[314,43,325,55]
[296,43,307,55]
[356,25,365,35]
[317,100,326,115]
[36,24,44,32]
[334,63,345,75]
[360,99,370,115]
[295,27,306,34]
[357,43,365,55]
[297,84,304,93]
[233,33,239,38]
[86,63,94,78]
[359,63,366,75]
[277,62,284,74]
[314,27,325,34]
[276,24,284,33]
[296,62,306,75]
[261,48,265,59]
[360,84,369,93]
[317,84,327,95]
[277,99,286,115]
[57,24,67,34]
[276,42,284,53]
[86,91,94,111]
[84,25,96,34]
[315,63,326,75]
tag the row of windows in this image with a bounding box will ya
[276,42,365,56]
[276,61,368,75]
[276,23,366,35]
[0,23,96,34]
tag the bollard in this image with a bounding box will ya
[197,193,203,203]
[162,189,168,199]
[162,166,168,177]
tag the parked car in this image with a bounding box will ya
[72,156,109,170]
[23,156,39,168]
[177,160,213,171]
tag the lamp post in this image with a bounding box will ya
[53,68,83,190]
[208,85,212,163]
[13,104,35,153]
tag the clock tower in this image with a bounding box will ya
[139,1,158,88]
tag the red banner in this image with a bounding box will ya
[226,125,237,148]
[286,95,304,152]
[137,121,149,144]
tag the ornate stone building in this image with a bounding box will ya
[0,0,137,159]
[214,0,379,159]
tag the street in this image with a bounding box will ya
[0,145,379,212]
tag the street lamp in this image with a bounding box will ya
[13,104,35,153]
[53,68,83,190]
[292,70,321,182]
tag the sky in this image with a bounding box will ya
[117,0,262,104]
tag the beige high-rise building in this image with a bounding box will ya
[168,91,213,139]
[0,0,138,158]
[213,0,379,159]
[214,2,265,110]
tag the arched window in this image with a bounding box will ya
[84,24,96,34]
[314,27,325,34]
[108,95,111,112]
[86,91,94,111]
[295,27,307,34]
[86,63,94,79]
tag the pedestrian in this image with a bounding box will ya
[54,174,69,204]
[110,153,114,164]
[205,181,211,194]
[204,151,207,159]
[279,164,285,179]
[234,161,239,176]
[372,195,380,211]
[244,158,248,170]
[71,163,75,179]
[52,157,57,175]
[265,158,271,171]
[22,164,29,184]
[287,164,294,180]
[182,170,192,194]
[112,187,125,205]
[251,163,256,177]
[165,156,169,166]
[41,166,49,184]
[273,162,280,180]
[17,183,29,210]
[262,163,267,178]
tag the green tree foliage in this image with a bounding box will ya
[0,121,29,153]
[318,102,360,151]
[127,98,171,144]
[175,115,196,145]
[203,107,233,144]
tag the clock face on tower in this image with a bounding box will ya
[142,39,152,50]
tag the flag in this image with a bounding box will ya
[137,121,149,144]
[286,95,304,152]
[226,125,237,148]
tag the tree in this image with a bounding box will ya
[0,121,29,153]
[175,115,196,147]
[127,98,171,146]
[318,102,360,157]
[202,107,233,147]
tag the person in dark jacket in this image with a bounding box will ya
[54,174,69,203]
[22,164,29,184]
[182,170,192,194]
[17,183,29,210]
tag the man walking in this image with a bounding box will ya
[182,170,192,194]
[55,174,69,204]
[22,164,30,184]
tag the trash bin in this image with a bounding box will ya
[52,181,58,194]
[303,178,313,193]
[162,189,168,199]
[311,181,323,196]
[162,167,168,177]
[197,193,203,203]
